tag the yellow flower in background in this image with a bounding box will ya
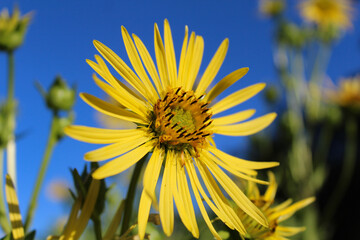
[65,19,278,239]
[299,0,353,30]
[0,7,32,51]
[259,0,285,17]
[325,75,360,108]
[237,172,315,239]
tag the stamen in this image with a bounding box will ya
[152,87,213,151]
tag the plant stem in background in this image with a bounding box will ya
[24,115,60,232]
[323,115,357,227]
[0,148,11,233]
[6,50,17,188]
[93,216,102,240]
[120,155,147,235]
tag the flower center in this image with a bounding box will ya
[152,87,212,151]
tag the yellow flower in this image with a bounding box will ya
[325,75,360,108]
[65,19,278,239]
[259,0,285,17]
[299,0,353,30]
[0,7,32,51]
[238,172,315,239]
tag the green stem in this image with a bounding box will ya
[0,148,11,233]
[7,51,15,103]
[120,155,147,235]
[323,115,357,225]
[314,123,333,165]
[24,115,59,232]
[93,216,102,240]
[6,50,17,188]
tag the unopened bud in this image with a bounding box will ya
[0,7,32,52]
[46,75,76,112]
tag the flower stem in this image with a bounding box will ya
[24,115,60,232]
[93,216,102,240]
[120,155,147,235]
[7,51,15,103]
[6,50,17,188]
[0,148,11,233]
[323,114,357,224]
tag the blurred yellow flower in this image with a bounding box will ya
[237,172,315,239]
[259,0,285,17]
[325,75,360,108]
[0,7,32,51]
[299,0,353,30]
[65,19,279,239]
[45,178,70,202]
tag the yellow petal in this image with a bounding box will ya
[154,23,169,90]
[211,83,266,115]
[202,157,269,227]
[205,67,249,102]
[171,153,194,234]
[93,40,152,102]
[212,113,277,136]
[133,34,163,95]
[177,26,189,88]
[92,73,148,117]
[176,158,199,238]
[195,38,229,95]
[90,56,145,103]
[164,19,177,88]
[212,109,256,126]
[203,151,270,185]
[186,160,221,240]
[270,197,315,222]
[80,93,147,125]
[186,157,235,230]
[184,34,204,91]
[138,147,164,240]
[196,160,247,235]
[92,141,154,179]
[121,26,158,103]
[208,145,279,170]
[159,150,174,236]
[264,171,278,202]
[84,135,150,161]
[64,126,139,144]
[272,199,293,212]
[276,226,306,236]
[5,175,24,240]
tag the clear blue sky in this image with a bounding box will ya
[1,0,360,237]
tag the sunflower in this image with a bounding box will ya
[325,75,360,108]
[65,19,278,239]
[237,172,315,240]
[299,0,353,30]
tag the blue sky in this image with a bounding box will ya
[1,0,360,237]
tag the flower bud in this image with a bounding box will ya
[0,7,32,52]
[46,75,76,112]
[277,22,309,48]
